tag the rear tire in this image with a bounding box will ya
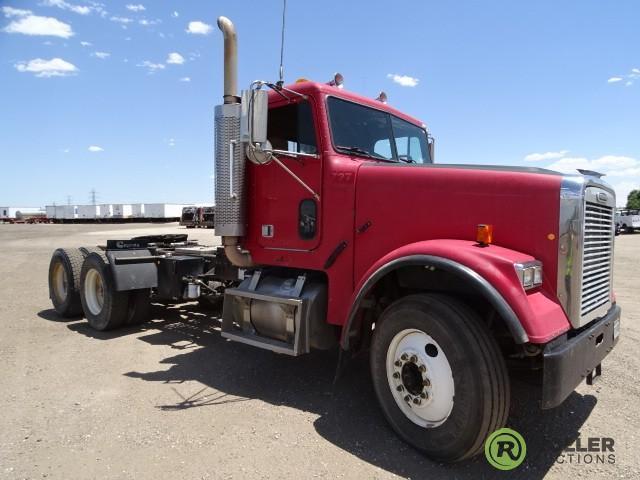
[80,252,129,331]
[370,293,510,462]
[48,248,84,317]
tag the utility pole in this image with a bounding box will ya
[90,189,98,205]
[66,195,72,206]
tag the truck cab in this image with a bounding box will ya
[47,16,621,463]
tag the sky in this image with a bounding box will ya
[0,0,638,207]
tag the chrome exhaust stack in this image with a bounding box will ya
[215,16,253,267]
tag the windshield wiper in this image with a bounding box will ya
[336,145,394,162]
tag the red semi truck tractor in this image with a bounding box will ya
[47,17,621,462]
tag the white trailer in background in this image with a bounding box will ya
[56,205,77,220]
[131,203,145,218]
[0,207,45,219]
[99,204,114,219]
[143,203,190,220]
[112,204,133,218]
[41,202,194,223]
[78,205,100,219]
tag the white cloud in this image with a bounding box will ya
[15,57,77,77]
[92,51,110,59]
[126,4,145,12]
[110,16,133,24]
[4,14,74,38]
[137,60,165,73]
[166,52,184,65]
[543,153,640,207]
[172,11,179,18]
[80,40,92,46]
[179,76,191,82]
[168,138,176,147]
[139,18,159,26]
[524,150,569,162]
[608,68,640,87]
[2,6,31,17]
[42,0,91,15]
[88,145,104,152]
[186,21,212,35]
[387,73,419,87]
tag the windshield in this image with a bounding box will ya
[327,97,431,163]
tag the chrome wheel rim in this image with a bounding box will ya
[84,268,105,316]
[52,262,68,304]
[386,328,455,428]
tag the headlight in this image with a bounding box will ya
[514,261,543,290]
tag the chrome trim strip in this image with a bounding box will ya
[557,174,616,328]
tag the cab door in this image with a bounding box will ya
[250,97,323,251]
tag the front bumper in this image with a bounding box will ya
[541,304,621,409]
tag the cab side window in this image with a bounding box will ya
[268,101,317,154]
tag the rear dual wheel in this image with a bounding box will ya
[370,293,510,462]
[49,248,85,317]
[80,252,150,331]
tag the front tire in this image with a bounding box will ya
[370,293,510,462]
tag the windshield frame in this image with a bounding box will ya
[325,95,431,164]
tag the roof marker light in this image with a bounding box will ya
[328,72,344,88]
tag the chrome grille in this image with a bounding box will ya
[581,201,613,318]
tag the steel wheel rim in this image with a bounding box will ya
[84,268,105,316]
[386,328,455,428]
[52,262,68,304]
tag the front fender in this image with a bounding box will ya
[343,240,570,348]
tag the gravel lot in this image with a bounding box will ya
[1,223,638,479]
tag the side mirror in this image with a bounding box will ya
[428,134,435,163]
[241,89,268,144]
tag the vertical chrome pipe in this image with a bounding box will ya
[217,16,239,105]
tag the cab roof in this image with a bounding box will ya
[266,80,426,129]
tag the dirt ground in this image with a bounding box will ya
[0,223,638,479]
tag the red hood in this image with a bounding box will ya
[353,163,563,295]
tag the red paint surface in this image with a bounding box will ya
[244,81,569,344]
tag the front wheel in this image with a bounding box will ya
[370,293,510,462]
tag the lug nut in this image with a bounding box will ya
[401,353,408,361]
[396,385,404,392]
[394,360,402,367]
[410,355,417,363]
[420,393,426,399]
[392,372,400,379]
[404,395,411,403]
[419,365,426,373]
[413,398,421,405]
[423,378,431,387]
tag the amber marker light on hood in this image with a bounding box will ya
[476,224,493,246]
